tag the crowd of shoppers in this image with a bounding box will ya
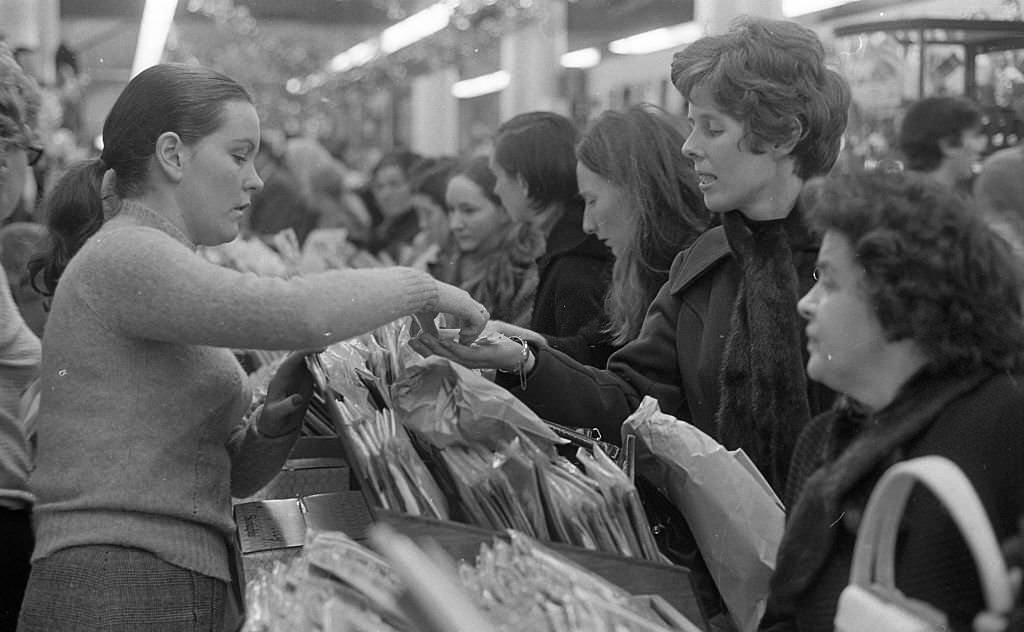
[1,12,1023,632]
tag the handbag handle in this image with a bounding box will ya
[848,456,1014,615]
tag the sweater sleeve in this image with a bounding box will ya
[73,226,440,350]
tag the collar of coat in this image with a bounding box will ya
[668,202,817,295]
[536,203,611,273]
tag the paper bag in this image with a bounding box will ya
[622,396,784,632]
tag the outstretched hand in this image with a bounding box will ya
[408,332,530,373]
[484,320,546,347]
[258,350,317,438]
[434,284,490,344]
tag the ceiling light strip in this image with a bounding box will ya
[131,0,180,77]
[451,70,511,99]
[608,21,703,56]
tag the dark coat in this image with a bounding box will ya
[766,371,1024,631]
[367,207,420,261]
[506,213,833,448]
[530,205,614,368]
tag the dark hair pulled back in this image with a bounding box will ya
[29,63,252,296]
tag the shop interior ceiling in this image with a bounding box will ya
[58,0,693,82]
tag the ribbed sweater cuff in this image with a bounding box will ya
[399,268,440,313]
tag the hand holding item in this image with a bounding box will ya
[432,281,490,344]
[409,331,533,375]
[257,350,317,438]
[483,319,547,348]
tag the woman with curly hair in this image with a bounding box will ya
[764,170,1024,630]
[415,16,848,492]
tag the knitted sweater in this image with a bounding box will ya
[30,200,441,581]
[0,268,39,510]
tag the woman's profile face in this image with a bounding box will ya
[372,165,412,218]
[488,157,530,222]
[682,85,788,219]
[176,99,264,246]
[577,162,631,258]
[445,174,510,254]
[798,230,891,397]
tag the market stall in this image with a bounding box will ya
[231,317,786,631]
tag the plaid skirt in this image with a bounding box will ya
[17,545,228,631]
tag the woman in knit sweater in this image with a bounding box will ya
[17,63,487,631]
[764,171,1024,630]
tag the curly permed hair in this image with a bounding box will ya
[670,16,850,180]
[801,170,1024,374]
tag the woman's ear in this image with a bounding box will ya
[770,118,805,158]
[937,135,960,158]
[154,131,186,183]
[516,173,531,200]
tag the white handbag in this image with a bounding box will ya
[834,455,1015,632]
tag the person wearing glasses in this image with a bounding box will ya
[0,43,43,630]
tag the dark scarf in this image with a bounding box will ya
[768,369,992,611]
[715,210,813,492]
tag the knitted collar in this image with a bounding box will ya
[113,200,196,251]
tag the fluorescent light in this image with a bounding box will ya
[329,40,380,73]
[325,1,454,75]
[380,2,454,54]
[561,47,602,69]
[131,0,180,77]
[451,70,511,99]
[782,0,856,17]
[608,22,703,56]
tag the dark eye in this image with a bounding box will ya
[812,267,821,282]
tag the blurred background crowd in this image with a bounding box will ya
[5,0,1024,340]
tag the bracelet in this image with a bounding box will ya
[497,335,529,390]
